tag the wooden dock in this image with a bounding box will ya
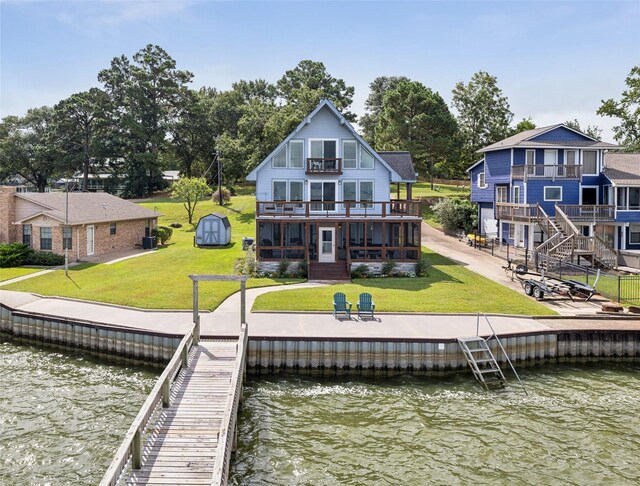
[101,324,248,486]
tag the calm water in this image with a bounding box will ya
[232,364,640,485]
[0,340,157,485]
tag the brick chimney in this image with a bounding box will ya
[0,186,18,244]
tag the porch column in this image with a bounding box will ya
[622,225,627,250]
[397,183,401,199]
[305,223,309,262]
[528,225,534,251]
[382,221,386,259]
[406,183,412,200]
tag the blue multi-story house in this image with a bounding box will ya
[467,124,640,268]
[246,99,421,279]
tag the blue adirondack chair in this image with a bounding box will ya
[333,292,352,319]
[357,292,375,319]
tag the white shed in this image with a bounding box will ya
[195,213,232,246]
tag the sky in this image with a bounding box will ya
[1,0,639,141]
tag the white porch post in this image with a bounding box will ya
[621,225,627,250]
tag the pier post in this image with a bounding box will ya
[132,430,142,469]
[193,280,200,345]
[240,278,246,328]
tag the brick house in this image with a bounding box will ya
[0,186,159,259]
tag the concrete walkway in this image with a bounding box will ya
[420,223,606,316]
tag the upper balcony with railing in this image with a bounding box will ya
[511,164,581,181]
[306,158,342,175]
[256,199,421,219]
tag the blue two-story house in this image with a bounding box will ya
[246,99,421,279]
[467,124,632,268]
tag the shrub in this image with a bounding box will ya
[275,258,290,278]
[152,226,173,245]
[351,264,371,279]
[432,197,477,235]
[169,222,182,229]
[381,260,398,277]
[235,249,258,277]
[212,187,231,205]
[298,260,308,279]
[25,250,65,266]
[224,184,237,196]
[0,243,34,267]
[415,255,431,277]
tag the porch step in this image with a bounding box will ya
[308,262,351,281]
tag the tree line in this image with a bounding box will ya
[1,44,637,196]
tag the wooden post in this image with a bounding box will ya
[181,345,188,367]
[240,279,246,327]
[162,378,171,407]
[193,280,200,345]
[132,430,142,469]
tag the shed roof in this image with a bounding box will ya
[602,153,640,186]
[377,151,417,182]
[15,192,160,225]
[198,212,231,229]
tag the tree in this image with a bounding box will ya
[277,60,356,121]
[597,66,640,151]
[563,119,602,140]
[375,80,460,184]
[98,44,194,197]
[512,117,536,134]
[0,107,63,192]
[54,88,110,191]
[171,177,211,224]
[452,71,514,170]
[361,76,410,144]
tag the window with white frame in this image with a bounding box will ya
[630,224,640,244]
[40,227,52,250]
[273,146,287,168]
[343,140,357,169]
[109,223,116,236]
[63,226,73,249]
[513,186,520,204]
[273,180,287,201]
[289,140,304,168]
[496,186,507,203]
[630,188,640,210]
[478,172,486,188]
[342,181,357,208]
[289,180,304,206]
[617,187,627,209]
[526,150,535,165]
[360,181,374,208]
[582,150,597,175]
[566,150,577,165]
[360,147,374,169]
[22,224,31,246]
[544,186,562,201]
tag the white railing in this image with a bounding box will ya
[99,326,195,486]
[511,164,581,180]
[212,323,249,486]
[557,205,615,222]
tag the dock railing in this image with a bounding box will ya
[212,322,249,485]
[99,324,196,486]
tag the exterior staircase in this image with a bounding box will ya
[535,205,617,270]
[308,261,351,281]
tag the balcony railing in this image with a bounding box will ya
[306,158,342,175]
[511,164,581,180]
[256,199,421,218]
[557,205,615,222]
[495,203,539,222]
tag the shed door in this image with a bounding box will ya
[203,219,220,245]
[480,205,497,238]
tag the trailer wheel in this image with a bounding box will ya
[515,264,528,275]
[533,286,544,299]
[524,282,534,296]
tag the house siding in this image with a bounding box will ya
[469,162,493,203]
[526,179,579,215]
[530,127,593,142]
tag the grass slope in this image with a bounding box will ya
[0,267,45,282]
[253,248,556,315]
[4,191,299,310]
[394,182,470,199]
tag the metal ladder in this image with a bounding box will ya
[457,314,528,394]
[457,336,507,390]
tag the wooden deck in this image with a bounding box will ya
[126,340,239,485]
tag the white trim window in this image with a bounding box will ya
[309,181,337,212]
[289,140,304,169]
[566,150,577,165]
[477,172,486,188]
[359,180,374,208]
[273,146,287,168]
[360,146,374,169]
[273,180,287,201]
[526,150,535,165]
[630,224,640,244]
[513,186,521,204]
[40,226,52,251]
[343,140,357,169]
[289,180,304,206]
[22,224,32,246]
[496,186,507,203]
[342,180,357,208]
[544,186,563,202]
[582,150,597,175]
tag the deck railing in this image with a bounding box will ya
[256,199,421,218]
[511,164,581,180]
[306,157,342,175]
[495,203,539,222]
[557,204,615,222]
[99,325,195,486]
[212,323,249,485]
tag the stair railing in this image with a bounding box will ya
[476,314,528,395]
[535,232,563,255]
[592,235,617,269]
[554,205,581,236]
[536,205,560,237]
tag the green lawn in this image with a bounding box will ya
[0,267,46,282]
[253,248,556,315]
[393,181,470,199]
[3,193,300,310]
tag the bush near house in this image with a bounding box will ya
[0,243,65,267]
[432,197,477,235]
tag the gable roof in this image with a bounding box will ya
[602,153,640,186]
[466,159,485,173]
[376,151,416,182]
[479,124,618,152]
[15,192,160,225]
[246,99,405,182]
